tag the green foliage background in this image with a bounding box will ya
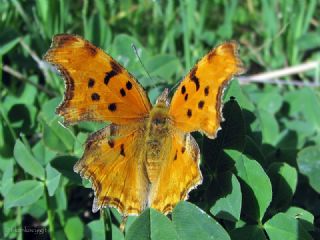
[1,0,320,239]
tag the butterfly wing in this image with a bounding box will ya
[169,42,245,138]
[44,34,151,125]
[150,132,202,214]
[74,123,149,215]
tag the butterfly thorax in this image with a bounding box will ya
[144,92,171,183]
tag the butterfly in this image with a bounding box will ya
[44,34,245,216]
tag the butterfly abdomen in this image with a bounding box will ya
[144,103,171,183]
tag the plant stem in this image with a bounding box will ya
[16,207,22,240]
[44,186,56,240]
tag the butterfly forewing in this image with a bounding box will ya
[44,34,151,125]
[169,42,245,138]
[74,123,149,215]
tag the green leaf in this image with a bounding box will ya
[64,216,84,240]
[256,88,283,114]
[297,146,320,193]
[45,164,61,196]
[42,119,75,153]
[225,80,255,111]
[145,54,181,81]
[85,219,106,240]
[40,98,75,153]
[256,109,279,144]
[73,132,88,157]
[5,180,44,209]
[267,162,297,210]
[210,172,242,221]
[0,160,14,195]
[226,150,272,221]
[3,219,17,239]
[203,99,246,171]
[0,37,20,55]
[112,224,124,240]
[51,156,81,184]
[285,207,314,232]
[172,201,230,240]
[230,225,267,240]
[32,140,57,166]
[264,213,313,240]
[126,208,178,240]
[14,139,45,179]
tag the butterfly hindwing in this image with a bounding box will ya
[44,34,151,125]
[150,132,202,214]
[169,42,245,138]
[74,123,149,215]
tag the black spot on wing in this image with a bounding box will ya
[120,88,126,97]
[91,93,100,101]
[104,70,117,85]
[88,78,95,88]
[108,103,117,112]
[187,109,192,118]
[126,81,132,90]
[120,144,125,156]
[204,86,209,96]
[181,85,186,94]
[190,66,200,91]
[198,100,205,109]
[108,140,114,148]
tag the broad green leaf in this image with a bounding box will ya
[40,98,75,153]
[148,86,163,105]
[42,119,75,153]
[267,162,297,210]
[24,197,46,219]
[230,225,266,240]
[285,207,314,232]
[203,99,245,171]
[226,150,272,221]
[284,88,320,131]
[85,219,106,240]
[145,54,181,81]
[32,140,56,166]
[54,186,67,211]
[0,160,14,195]
[64,216,84,240]
[226,80,255,111]
[5,180,44,209]
[0,37,19,55]
[210,173,242,222]
[8,104,37,134]
[172,201,230,240]
[112,224,124,240]
[51,156,81,184]
[45,164,61,196]
[3,219,17,239]
[112,34,150,74]
[264,213,313,240]
[256,86,283,114]
[297,31,320,51]
[126,208,178,240]
[297,146,320,193]
[14,139,45,179]
[256,109,279,144]
[73,132,88,157]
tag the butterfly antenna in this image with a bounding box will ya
[132,44,153,83]
[169,78,181,96]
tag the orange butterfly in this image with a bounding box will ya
[44,34,244,216]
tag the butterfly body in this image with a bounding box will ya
[144,90,172,183]
[44,34,244,216]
